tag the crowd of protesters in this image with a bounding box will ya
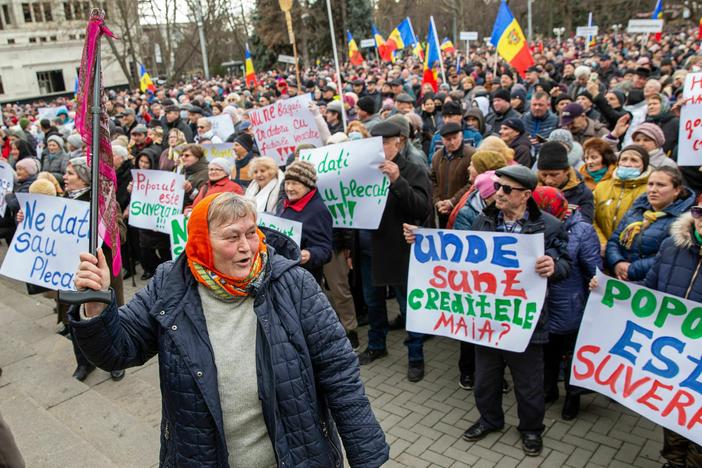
[0,24,701,467]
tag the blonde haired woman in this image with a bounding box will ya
[244,156,284,213]
[478,135,516,163]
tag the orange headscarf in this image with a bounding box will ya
[186,192,268,299]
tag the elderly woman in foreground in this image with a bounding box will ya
[70,192,388,468]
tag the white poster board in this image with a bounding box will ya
[128,169,185,233]
[249,94,323,165]
[678,72,702,166]
[572,271,702,446]
[298,137,389,229]
[0,194,90,290]
[407,229,546,352]
[627,19,664,33]
[0,161,14,217]
[201,143,235,161]
[257,213,302,247]
[206,114,236,141]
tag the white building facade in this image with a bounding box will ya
[0,0,129,101]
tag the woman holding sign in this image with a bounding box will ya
[643,203,702,467]
[70,192,388,467]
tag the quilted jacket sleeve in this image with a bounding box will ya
[69,263,166,371]
[298,272,389,468]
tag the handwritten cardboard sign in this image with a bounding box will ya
[249,94,323,165]
[299,137,389,229]
[201,143,235,161]
[678,72,702,166]
[0,161,14,217]
[406,229,546,352]
[129,169,184,234]
[572,271,702,445]
[0,194,90,290]
[206,114,236,141]
[169,214,189,258]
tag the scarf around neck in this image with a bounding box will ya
[619,210,668,250]
[185,192,269,301]
[587,166,608,183]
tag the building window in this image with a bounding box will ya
[7,38,14,44]
[39,36,46,42]
[62,2,71,19]
[31,3,41,21]
[81,1,88,18]
[37,70,65,94]
[2,5,11,25]
[42,2,51,20]
[21,3,31,22]
[29,37,36,43]
[49,35,56,41]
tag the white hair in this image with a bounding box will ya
[574,66,591,79]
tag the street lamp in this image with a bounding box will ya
[553,27,565,43]
[194,0,210,79]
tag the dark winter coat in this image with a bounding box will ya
[371,152,432,286]
[644,213,702,302]
[277,189,333,282]
[69,229,389,468]
[508,132,534,167]
[430,143,474,206]
[428,126,482,162]
[471,197,572,344]
[546,211,602,334]
[646,112,679,157]
[606,190,696,281]
[558,168,595,224]
[115,160,133,212]
[521,111,558,143]
[486,107,522,135]
[162,116,195,143]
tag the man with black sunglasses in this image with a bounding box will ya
[463,164,571,457]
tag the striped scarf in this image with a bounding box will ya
[619,210,667,250]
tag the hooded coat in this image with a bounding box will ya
[644,213,702,302]
[508,132,533,167]
[539,168,594,223]
[69,229,389,468]
[606,190,697,281]
[593,169,651,245]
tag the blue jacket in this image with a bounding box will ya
[70,229,389,468]
[428,126,482,163]
[453,189,484,231]
[644,213,702,302]
[521,110,558,153]
[546,211,602,334]
[606,190,696,281]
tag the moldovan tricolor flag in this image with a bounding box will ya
[440,38,456,55]
[652,0,663,41]
[139,64,156,93]
[421,17,441,93]
[387,18,416,53]
[245,44,257,87]
[347,31,364,66]
[372,25,393,62]
[490,0,534,78]
[698,17,702,40]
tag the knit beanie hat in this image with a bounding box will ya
[502,118,524,134]
[548,129,574,151]
[69,157,90,185]
[537,141,569,171]
[285,160,317,189]
[618,144,650,172]
[471,150,507,174]
[492,88,511,103]
[29,178,57,196]
[15,157,39,176]
[234,133,254,153]
[533,186,569,220]
[47,134,64,150]
[631,122,665,148]
[18,117,30,130]
[209,157,234,175]
[474,171,497,199]
[67,134,83,150]
[357,95,377,114]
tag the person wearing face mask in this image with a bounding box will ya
[606,166,695,282]
[643,203,702,468]
[593,145,652,246]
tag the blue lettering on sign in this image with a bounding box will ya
[413,231,521,268]
[29,256,73,288]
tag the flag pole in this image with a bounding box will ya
[325,0,347,132]
[431,17,447,84]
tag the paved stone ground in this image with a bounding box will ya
[0,246,666,468]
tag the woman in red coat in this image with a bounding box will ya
[190,157,244,209]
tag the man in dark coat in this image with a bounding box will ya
[357,121,433,382]
[499,118,533,167]
[463,165,570,458]
[161,105,194,143]
[486,88,522,136]
[70,194,389,468]
[536,141,595,222]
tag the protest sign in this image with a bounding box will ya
[37,105,68,121]
[627,19,664,34]
[678,72,702,166]
[249,94,323,165]
[572,271,702,445]
[406,229,546,352]
[168,212,302,256]
[0,161,14,217]
[298,137,388,229]
[129,169,185,234]
[623,101,648,147]
[169,214,189,258]
[258,213,302,247]
[0,194,90,290]
[201,143,235,161]
[206,114,235,141]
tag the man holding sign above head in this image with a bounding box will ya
[464,164,570,457]
[357,120,432,382]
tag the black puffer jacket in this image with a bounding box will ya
[646,111,679,157]
[471,197,572,344]
[70,229,389,468]
[644,212,702,302]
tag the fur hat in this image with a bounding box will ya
[29,178,57,196]
[285,160,317,188]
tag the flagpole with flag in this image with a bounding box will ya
[245,43,257,87]
[652,0,663,42]
[372,24,392,62]
[421,16,444,92]
[139,63,156,93]
[347,31,364,66]
[59,8,119,306]
[586,12,594,50]
[489,0,534,77]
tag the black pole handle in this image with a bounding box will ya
[58,289,113,305]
